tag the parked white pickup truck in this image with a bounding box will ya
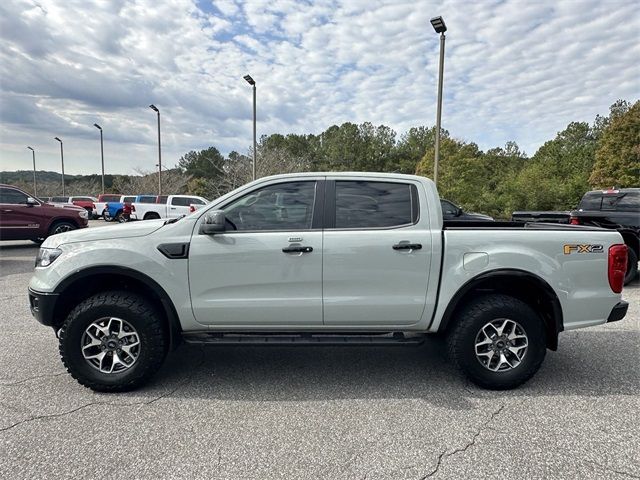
[28,173,629,392]
[130,194,208,220]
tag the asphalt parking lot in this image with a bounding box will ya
[1,221,638,479]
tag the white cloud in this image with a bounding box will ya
[0,0,638,175]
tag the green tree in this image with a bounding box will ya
[589,100,640,187]
[178,147,225,180]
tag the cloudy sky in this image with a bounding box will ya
[1,0,638,175]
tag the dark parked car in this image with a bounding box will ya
[0,184,89,243]
[570,188,639,283]
[512,188,639,284]
[440,199,494,221]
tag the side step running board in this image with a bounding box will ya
[182,332,427,346]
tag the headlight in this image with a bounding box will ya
[35,248,63,268]
[79,209,88,219]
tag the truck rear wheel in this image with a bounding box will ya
[59,291,168,392]
[446,294,546,390]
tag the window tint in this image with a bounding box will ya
[101,195,120,202]
[335,181,415,228]
[51,196,70,203]
[171,197,191,206]
[123,196,136,203]
[157,195,168,204]
[440,199,458,216]
[602,192,640,211]
[223,181,316,231]
[138,196,157,204]
[72,197,94,202]
[0,188,29,204]
[190,198,206,205]
[579,193,602,210]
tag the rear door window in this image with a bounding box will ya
[602,192,640,211]
[333,181,416,229]
[171,197,191,207]
[123,196,136,203]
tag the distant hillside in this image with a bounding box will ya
[0,170,117,188]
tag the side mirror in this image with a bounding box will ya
[200,210,226,235]
[26,197,38,207]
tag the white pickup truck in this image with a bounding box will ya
[129,194,208,221]
[28,173,629,392]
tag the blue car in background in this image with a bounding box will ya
[104,195,156,222]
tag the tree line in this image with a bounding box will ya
[3,99,637,218]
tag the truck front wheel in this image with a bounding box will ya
[59,291,168,392]
[446,294,546,390]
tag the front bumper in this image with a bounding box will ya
[28,288,59,327]
[607,301,628,323]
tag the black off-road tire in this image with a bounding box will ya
[59,291,168,392]
[446,294,547,390]
[624,247,638,285]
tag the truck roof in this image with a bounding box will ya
[253,172,432,182]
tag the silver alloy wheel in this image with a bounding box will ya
[53,223,73,234]
[81,317,141,374]
[474,318,528,372]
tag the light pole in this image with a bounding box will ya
[430,16,447,186]
[54,136,65,196]
[243,74,257,180]
[27,146,37,196]
[149,104,162,194]
[94,123,105,194]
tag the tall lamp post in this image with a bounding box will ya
[54,136,65,196]
[27,146,37,196]
[94,123,105,194]
[243,74,257,181]
[149,104,162,194]
[430,16,447,186]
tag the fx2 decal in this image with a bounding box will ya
[563,244,604,255]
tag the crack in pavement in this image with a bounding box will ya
[418,404,506,479]
[0,347,205,434]
[0,372,67,386]
[587,460,640,479]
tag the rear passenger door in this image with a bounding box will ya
[322,178,432,327]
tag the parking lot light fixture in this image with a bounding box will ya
[149,105,162,194]
[27,146,37,196]
[244,75,257,181]
[93,123,105,194]
[430,15,447,186]
[54,136,65,196]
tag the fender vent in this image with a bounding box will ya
[157,243,190,259]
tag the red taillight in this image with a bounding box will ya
[131,204,136,212]
[189,205,195,213]
[569,216,580,225]
[608,244,628,293]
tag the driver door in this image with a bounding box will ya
[188,179,324,327]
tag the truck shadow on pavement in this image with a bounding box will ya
[141,328,639,409]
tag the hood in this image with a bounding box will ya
[44,219,166,247]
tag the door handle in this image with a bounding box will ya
[282,246,313,253]
[392,243,422,251]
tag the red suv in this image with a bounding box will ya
[0,185,89,243]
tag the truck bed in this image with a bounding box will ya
[443,220,603,231]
